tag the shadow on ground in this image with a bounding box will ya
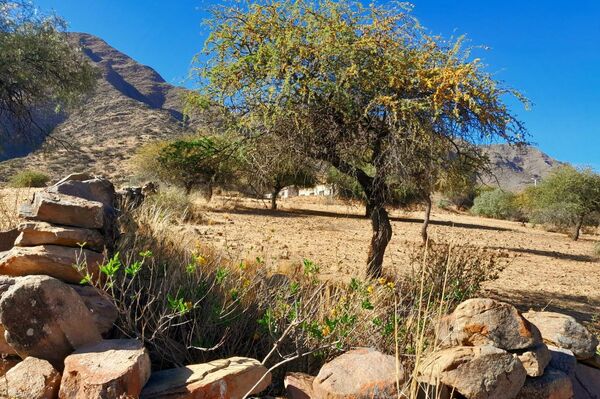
[210,206,514,232]
[486,246,596,263]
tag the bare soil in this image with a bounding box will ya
[193,195,600,333]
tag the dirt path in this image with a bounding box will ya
[193,196,600,333]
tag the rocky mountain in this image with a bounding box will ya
[481,144,563,191]
[0,32,194,183]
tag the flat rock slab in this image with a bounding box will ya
[313,348,403,399]
[15,221,104,251]
[0,245,103,284]
[515,368,573,399]
[524,311,599,360]
[70,285,118,336]
[60,339,151,399]
[0,356,61,399]
[141,357,271,399]
[49,174,115,207]
[417,345,527,399]
[0,275,102,368]
[438,298,542,351]
[20,192,105,229]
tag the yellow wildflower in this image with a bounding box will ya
[377,277,386,285]
[367,285,374,294]
[321,325,331,337]
[386,282,396,290]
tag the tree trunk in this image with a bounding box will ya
[271,187,281,210]
[421,195,432,244]
[366,202,392,278]
[572,214,585,241]
[205,181,213,202]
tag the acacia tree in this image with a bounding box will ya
[193,0,527,277]
[526,166,600,240]
[157,135,239,199]
[0,0,97,141]
[242,135,317,210]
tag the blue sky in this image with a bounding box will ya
[36,0,600,169]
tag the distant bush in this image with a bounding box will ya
[9,170,50,188]
[437,198,453,211]
[471,188,522,220]
[522,166,600,240]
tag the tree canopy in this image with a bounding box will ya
[0,0,97,140]
[192,0,528,277]
[525,165,600,240]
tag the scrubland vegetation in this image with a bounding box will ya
[8,170,50,188]
[90,195,505,391]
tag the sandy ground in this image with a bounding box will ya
[2,188,598,333]
[193,195,600,333]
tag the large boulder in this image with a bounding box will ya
[515,368,573,399]
[0,275,102,368]
[0,356,61,399]
[517,343,551,377]
[48,174,115,208]
[312,348,403,399]
[0,228,19,251]
[0,245,103,284]
[59,339,151,399]
[20,192,105,229]
[417,345,527,399]
[15,222,105,252]
[524,311,599,360]
[70,285,118,336]
[141,357,271,399]
[438,298,542,351]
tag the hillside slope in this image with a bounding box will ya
[481,144,562,191]
[0,33,193,183]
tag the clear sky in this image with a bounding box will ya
[36,0,600,169]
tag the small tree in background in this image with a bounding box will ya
[241,136,317,210]
[471,188,521,220]
[525,165,600,240]
[193,0,528,277]
[157,135,240,199]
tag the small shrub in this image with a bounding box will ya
[9,170,50,188]
[471,188,522,220]
[437,198,453,211]
[594,241,600,257]
[143,186,203,222]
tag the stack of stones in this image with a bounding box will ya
[416,298,600,399]
[0,174,271,398]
